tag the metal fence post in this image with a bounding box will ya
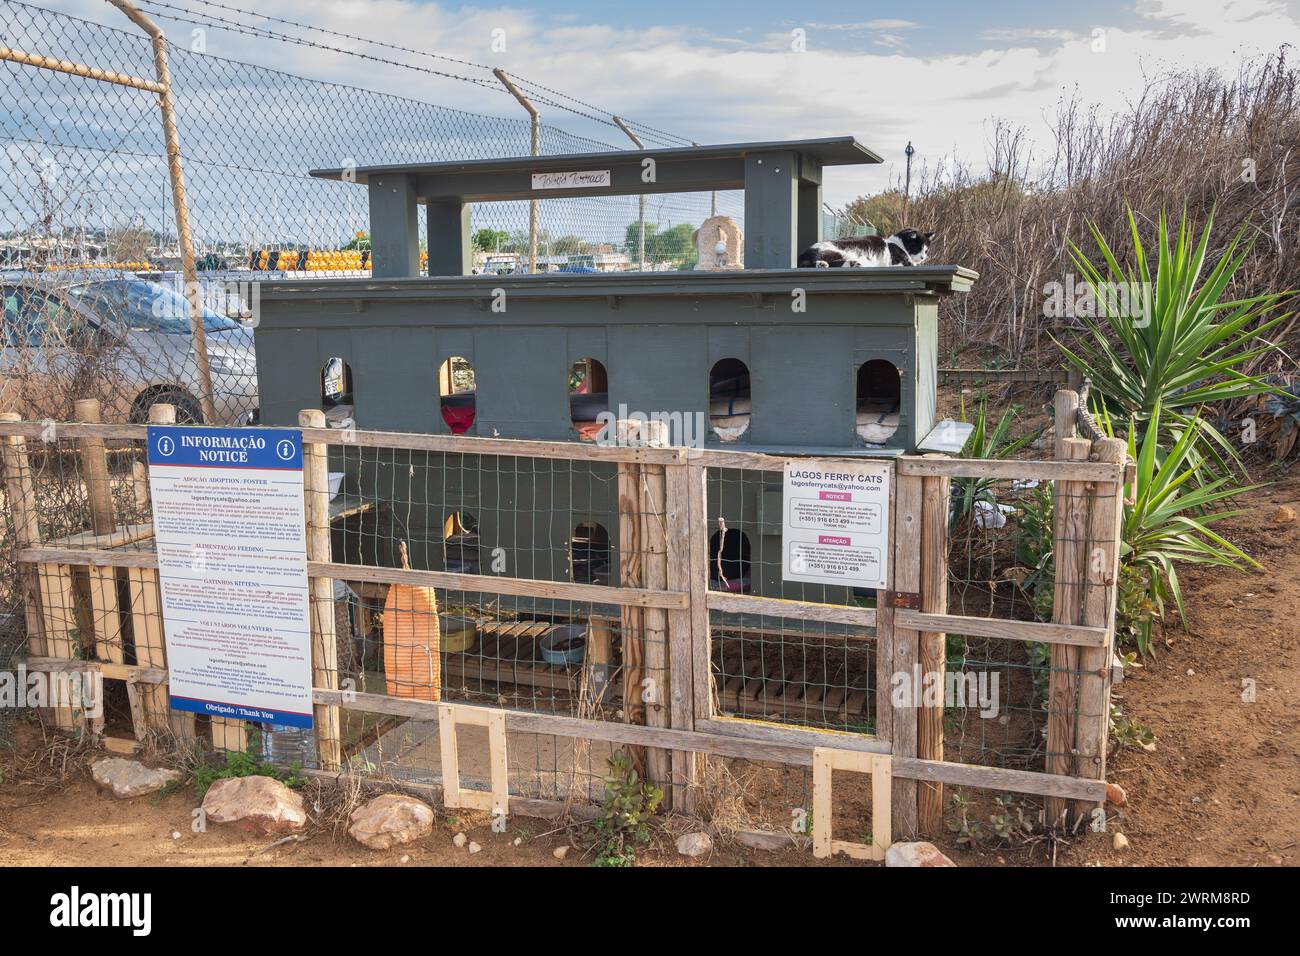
[612,116,646,270]
[108,0,217,424]
[493,68,540,275]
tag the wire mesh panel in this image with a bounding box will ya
[942,469,1117,775]
[703,463,880,734]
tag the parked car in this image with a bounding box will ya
[0,270,257,424]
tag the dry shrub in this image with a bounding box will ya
[846,51,1300,373]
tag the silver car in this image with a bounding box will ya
[0,270,257,424]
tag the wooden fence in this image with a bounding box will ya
[0,391,1125,854]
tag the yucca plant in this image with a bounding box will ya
[1054,206,1291,478]
[1118,401,1262,654]
[951,398,1042,529]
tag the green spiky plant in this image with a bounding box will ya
[1054,207,1291,478]
[1111,401,1262,654]
[950,398,1042,529]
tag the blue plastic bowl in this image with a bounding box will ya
[540,624,587,665]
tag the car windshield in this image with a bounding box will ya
[67,280,241,334]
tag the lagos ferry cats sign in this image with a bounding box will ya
[782,461,891,589]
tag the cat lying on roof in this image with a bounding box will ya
[798,228,935,268]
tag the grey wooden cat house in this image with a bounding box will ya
[254,137,976,611]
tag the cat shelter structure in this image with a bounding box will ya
[254,137,976,609]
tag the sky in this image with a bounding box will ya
[28,0,1300,209]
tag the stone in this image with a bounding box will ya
[1106,782,1129,806]
[885,841,956,867]
[693,216,744,271]
[90,758,181,799]
[200,775,306,835]
[734,830,798,852]
[468,841,481,854]
[1273,505,1295,524]
[676,832,713,858]
[552,845,570,860]
[1113,832,1130,851]
[453,832,467,848]
[347,793,434,851]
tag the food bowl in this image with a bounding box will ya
[438,614,478,654]
[539,624,587,665]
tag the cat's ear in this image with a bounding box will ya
[924,231,936,241]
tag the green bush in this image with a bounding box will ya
[1055,206,1291,479]
[592,750,662,867]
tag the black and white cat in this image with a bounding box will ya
[798,228,935,268]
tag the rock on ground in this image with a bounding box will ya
[885,841,956,867]
[91,758,181,799]
[347,794,434,851]
[200,775,306,835]
[676,832,713,858]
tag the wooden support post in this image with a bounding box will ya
[75,399,126,668]
[639,462,672,802]
[75,399,114,537]
[145,403,196,745]
[126,564,170,736]
[300,409,342,771]
[889,470,923,839]
[1046,390,1090,827]
[664,462,697,810]
[874,462,898,758]
[0,412,45,655]
[687,462,714,723]
[917,463,950,836]
[617,460,647,779]
[36,562,79,730]
[1073,437,1126,821]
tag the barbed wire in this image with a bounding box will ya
[133,0,694,142]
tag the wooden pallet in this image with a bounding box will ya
[714,649,871,725]
[438,619,872,724]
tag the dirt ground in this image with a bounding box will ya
[0,479,1296,868]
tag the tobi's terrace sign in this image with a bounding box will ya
[531,169,611,190]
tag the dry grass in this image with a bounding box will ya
[847,50,1300,374]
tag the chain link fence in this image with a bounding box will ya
[2,0,742,429]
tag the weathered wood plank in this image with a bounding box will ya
[897,455,1121,484]
[894,611,1109,648]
